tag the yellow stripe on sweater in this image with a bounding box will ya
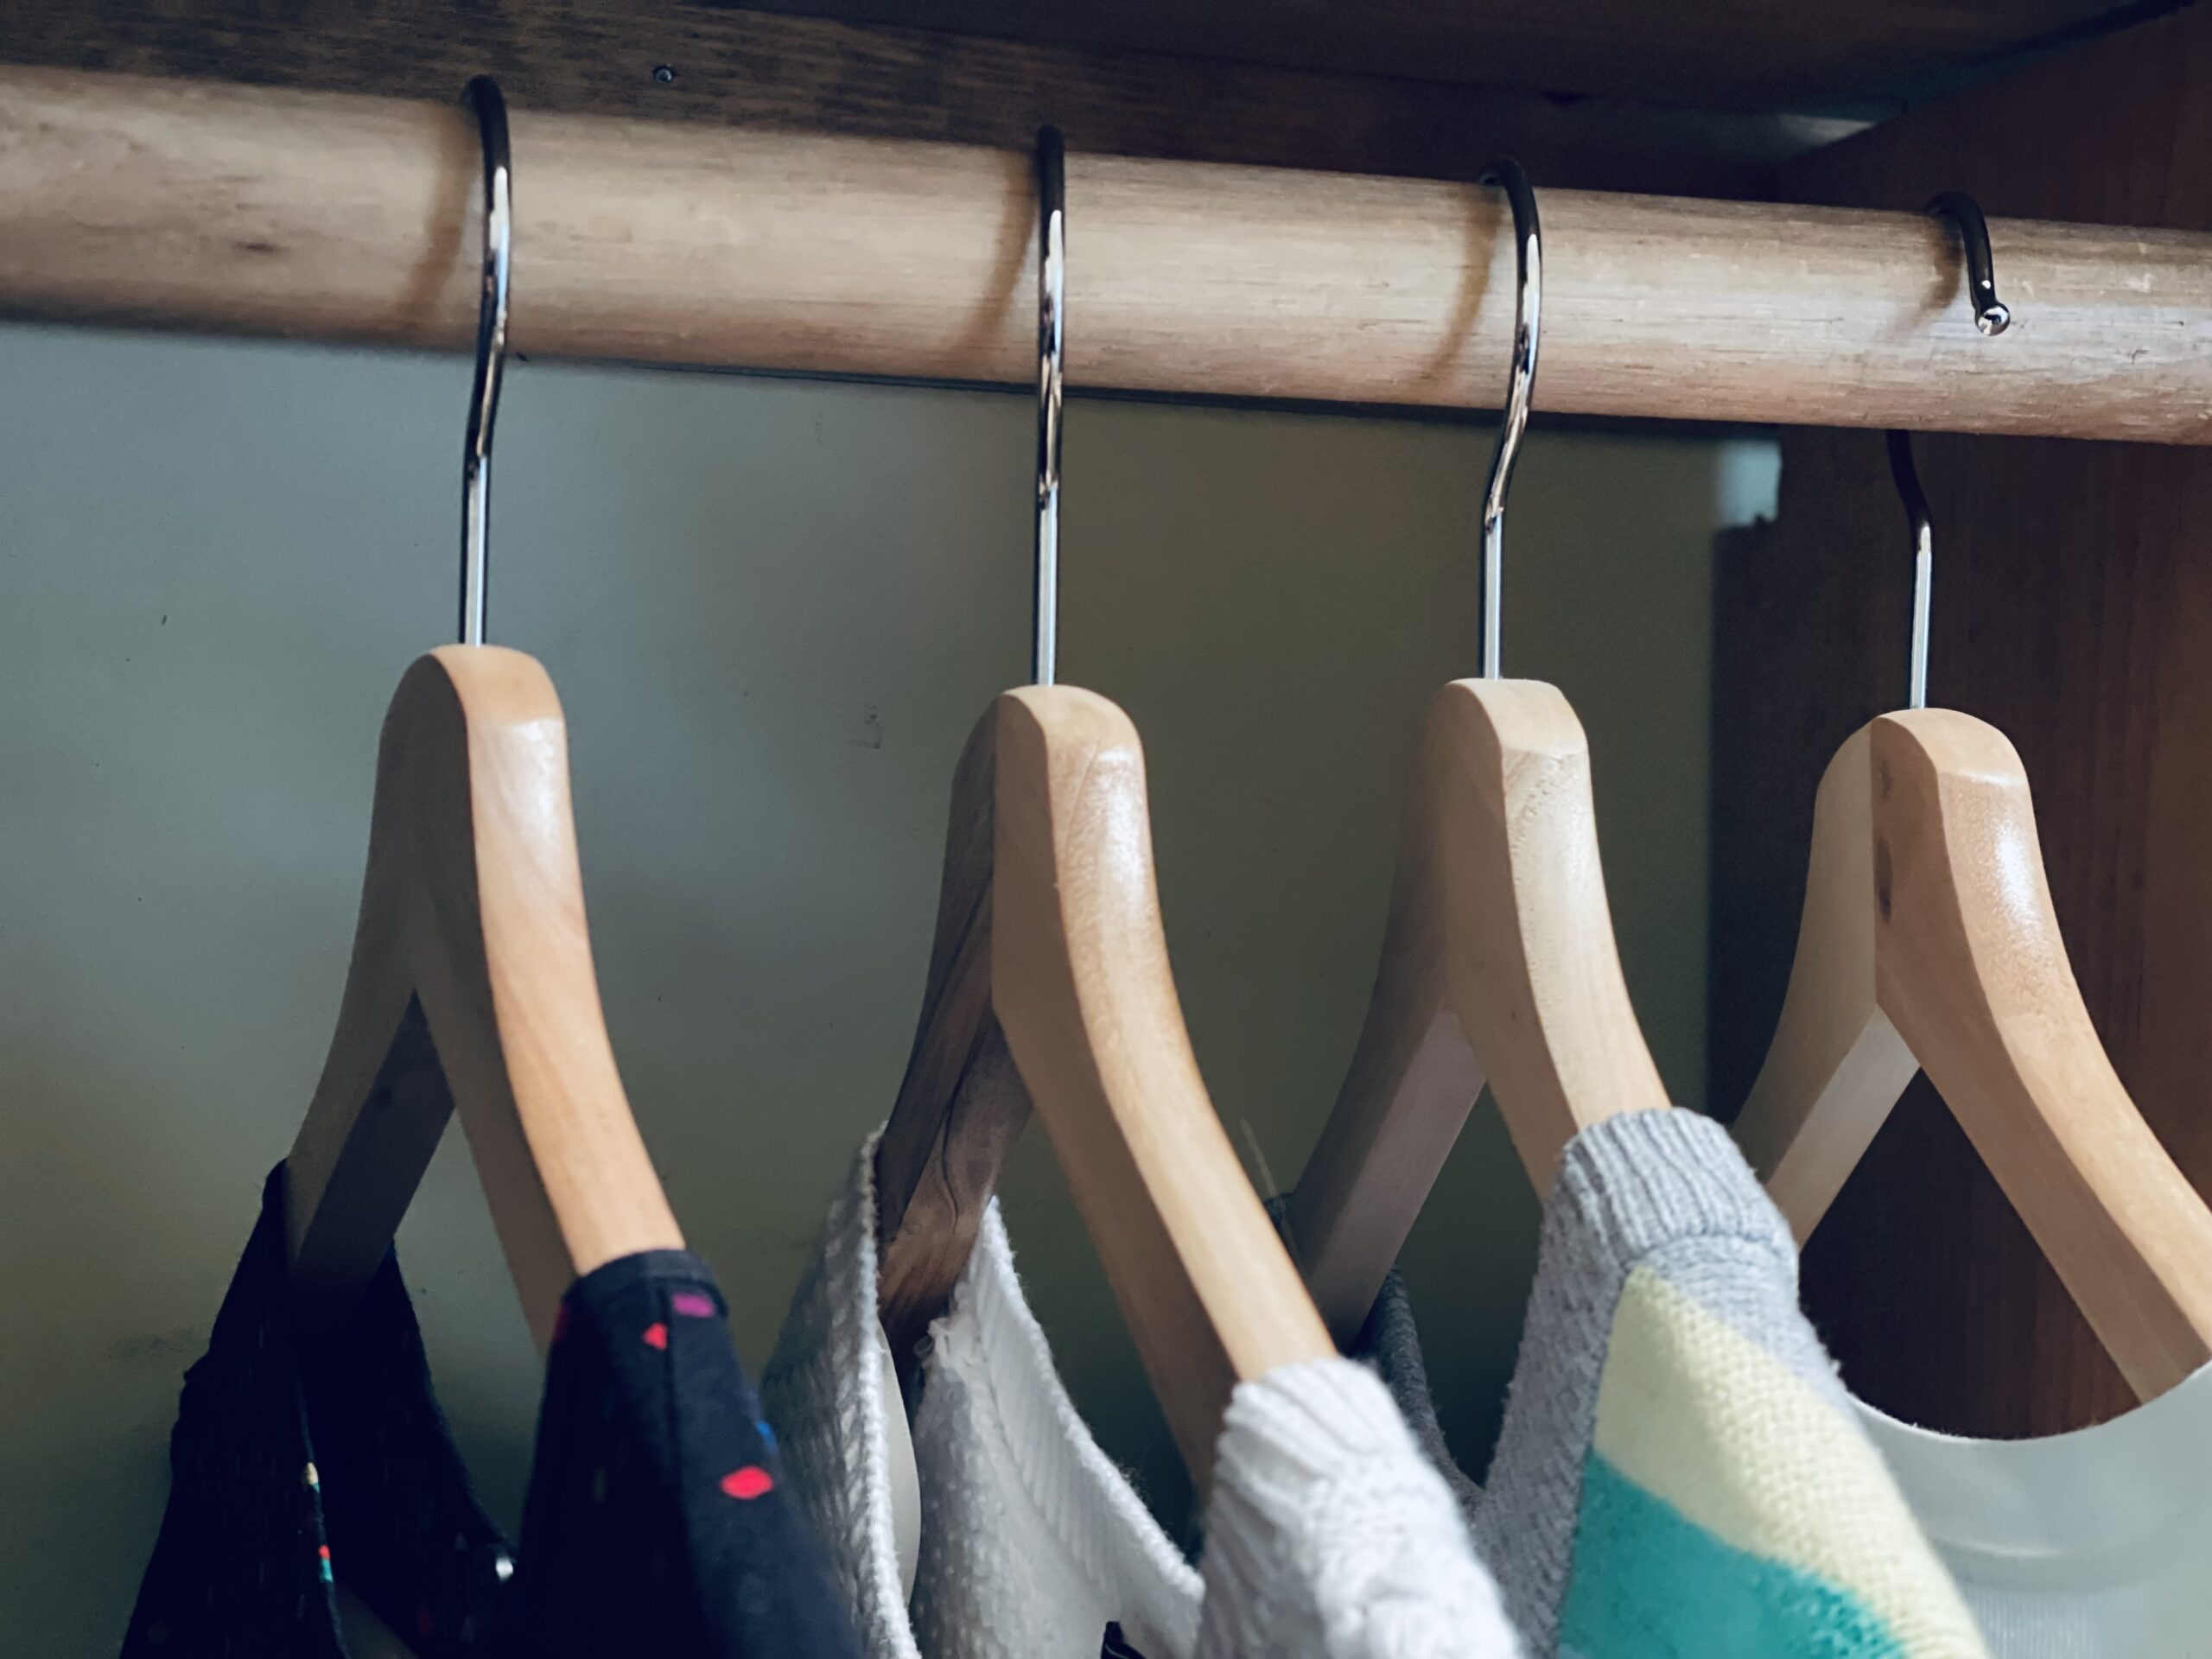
[1590,1268,1986,1657]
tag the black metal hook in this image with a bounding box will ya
[1888,189,2006,709]
[1926,190,2011,337]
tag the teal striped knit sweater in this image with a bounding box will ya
[1332,1109,1988,1659]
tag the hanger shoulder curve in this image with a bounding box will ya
[1287,677,1669,1341]
[1872,709,2212,1397]
[877,685,1332,1482]
[1733,709,2212,1396]
[1439,680,1672,1171]
[1732,725,1921,1236]
[993,685,1332,1478]
[285,645,682,1348]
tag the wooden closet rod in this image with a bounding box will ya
[3,66,2207,442]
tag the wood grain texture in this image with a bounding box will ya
[875,688,1332,1486]
[0,0,1840,194]
[2,65,2206,438]
[1876,714,2212,1400]
[728,0,2146,113]
[1711,2,2212,1434]
[285,647,683,1351]
[1286,678,1669,1342]
[1733,713,2212,1398]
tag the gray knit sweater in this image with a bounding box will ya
[760,1131,1517,1658]
[1320,1109,1986,1659]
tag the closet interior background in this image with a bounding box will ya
[3,307,1754,1649]
[2,3,2205,1652]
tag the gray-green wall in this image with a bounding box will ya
[0,323,1775,1650]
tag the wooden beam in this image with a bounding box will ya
[0,0,1842,196]
[2,66,2206,442]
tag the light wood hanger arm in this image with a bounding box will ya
[284,646,683,1350]
[1732,726,1921,1230]
[876,685,1332,1485]
[1287,677,1669,1342]
[874,707,1020,1357]
[1734,709,2212,1398]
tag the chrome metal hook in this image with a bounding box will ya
[460,74,512,647]
[1476,157,1541,680]
[1890,189,2006,709]
[1032,126,1066,688]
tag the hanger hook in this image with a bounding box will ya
[1032,126,1066,688]
[1887,429,1936,710]
[1890,189,2005,710]
[1476,158,1541,681]
[1926,190,2011,337]
[460,75,512,648]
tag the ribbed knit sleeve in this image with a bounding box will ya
[760,1137,923,1659]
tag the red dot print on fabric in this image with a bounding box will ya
[671,1292,716,1319]
[720,1466,775,1501]
[642,1322,669,1351]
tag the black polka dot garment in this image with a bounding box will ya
[124,1166,860,1657]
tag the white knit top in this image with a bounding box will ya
[761,1135,1516,1659]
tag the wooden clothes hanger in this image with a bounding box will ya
[870,129,1332,1490]
[1729,194,2212,1402]
[284,79,681,1350]
[1283,161,1670,1344]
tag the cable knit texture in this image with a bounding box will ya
[1196,1360,1519,1658]
[1261,1194,1484,1531]
[1350,1109,1989,1659]
[767,1134,1522,1657]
